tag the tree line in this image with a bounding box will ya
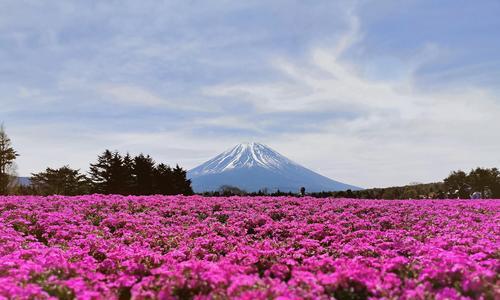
[86,150,192,196]
[308,168,500,199]
[201,170,500,199]
[0,125,192,196]
[201,185,299,197]
[1,124,499,198]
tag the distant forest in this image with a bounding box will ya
[16,150,193,196]
[1,124,499,198]
[202,168,500,199]
[0,125,193,196]
[311,168,500,199]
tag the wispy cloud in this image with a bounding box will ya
[197,8,500,186]
[96,84,211,112]
[1,0,499,187]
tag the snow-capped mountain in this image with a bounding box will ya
[188,142,361,193]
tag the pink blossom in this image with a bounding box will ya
[0,195,498,299]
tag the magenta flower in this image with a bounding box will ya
[0,196,498,299]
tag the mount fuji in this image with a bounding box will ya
[188,142,361,193]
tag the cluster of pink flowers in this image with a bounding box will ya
[0,195,498,299]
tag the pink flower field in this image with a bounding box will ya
[0,196,498,299]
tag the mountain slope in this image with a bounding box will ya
[18,177,31,186]
[188,142,361,193]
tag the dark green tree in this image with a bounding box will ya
[122,153,137,194]
[0,124,19,195]
[31,166,91,195]
[133,154,156,195]
[89,150,113,194]
[219,185,245,196]
[153,163,174,194]
[152,163,193,195]
[89,150,193,196]
[170,165,193,195]
[402,187,418,199]
[467,167,500,198]
[444,170,470,198]
[89,150,130,194]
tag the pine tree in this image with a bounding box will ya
[108,151,128,194]
[172,164,193,195]
[133,154,155,195]
[31,166,91,195]
[153,163,174,194]
[0,124,19,195]
[153,164,193,195]
[122,153,136,195]
[89,150,130,194]
[89,150,193,196]
[89,150,114,194]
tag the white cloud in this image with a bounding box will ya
[4,1,500,188]
[197,13,500,187]
[97,84,211,112]
[99,84,168,107]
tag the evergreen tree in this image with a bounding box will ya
[133,154,156,195]
[31,166,90,195]
[153,163,174,194]
[152,163,193,195]
[89,150,113,194]
[89,150,129,194]
[0,124,19,195]
[109,151,129,194]
[122,153,136,195]
[171,164,193,195]
[89,150,193,196]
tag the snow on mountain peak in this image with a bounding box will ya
[188,142,362,192]
[189,142,297,176]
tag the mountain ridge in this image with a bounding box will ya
[188,142,361,193]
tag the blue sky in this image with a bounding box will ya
[1,0,499,188]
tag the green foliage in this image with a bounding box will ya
[31,166,91,196]
[89,150,193,196]
[3,123,497,199]
[444,170,470,198]
[310,182,444,199]
[310,168,499,199]
[89,150,133,195]
[444,168,500,198]
[0,124,19,194]
[218,185,247,196]
[133,154,156,195]
[201,169,497,199]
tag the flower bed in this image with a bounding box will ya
[0,196,498,299]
